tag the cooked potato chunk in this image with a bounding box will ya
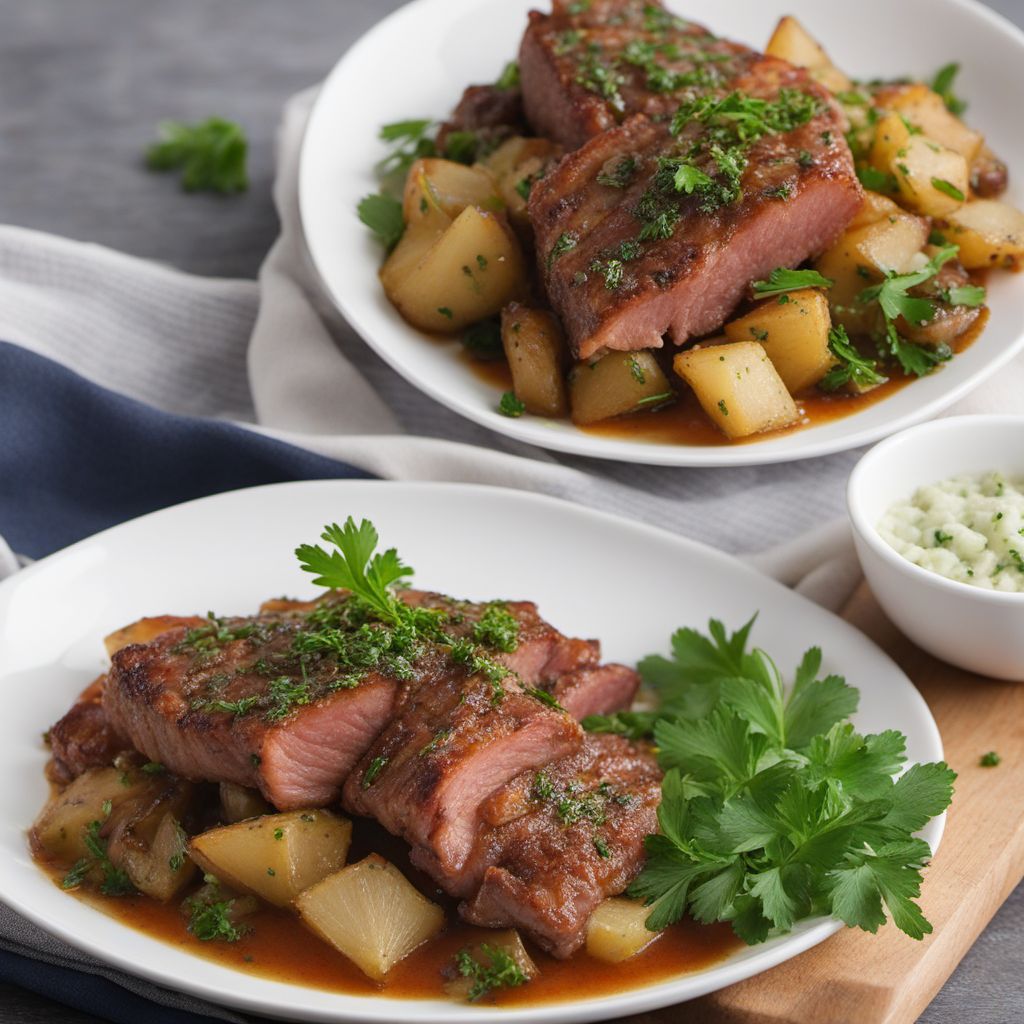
[586,898,660,963]
[876,84,984,163]
[816,212,928,333]
[482,137,562,234]
[443,930,538,1002]
[189,810,352,908]
[569,351,674,425]
[480,137,556,180]
[846,190,906,231]
[946,199,1024,269]
[379,203,452,298]
[871,113,969,218]
[385,206,526,333]
[674,342,800,440]
[501,304,568,417]
[219,782,272,824]
[402,159,500,224]
[296,855,444,981]
[765,16,852,93]
[118,811,195,901]
[724,289,836,394]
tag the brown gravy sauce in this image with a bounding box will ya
[459,306,988,448]
[40,814,741,1006]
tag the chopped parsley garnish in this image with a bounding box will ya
[533,771,555,801]
[495,61,520,90]
[593,837,612,859]
[187,889,247,942]
[145,118,248,194]
[525,687,566,712]
[942,283,986,308]
[932,63,967,116]
[931,178,965,202]
[362,756,389,789]
[462,319,504,361]
[857,166,898,194]
[472,603,520,653]
[444,130,479,165]
[141,762,166,775]
[575,51,627,113]
[751,267,834,297]
[765,183,792,201]
[454,945,529,1002]
[857,245,959,377]
[61,806,135,896]
[819,326,887,393]
[437,306,455,320]
[499,391,526,418]
[357,194,405,251]
[980,751,1001,768]
[618,618,955,944]
[717,399,729,417]
[548,231,579,268]
[597,155,637,189]
[375,119,436,179]
[628,355,646,384]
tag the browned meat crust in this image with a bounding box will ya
[48,677,129,784]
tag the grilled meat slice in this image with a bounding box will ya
[102,593,600,812]
[47,677,129,784]
[520,0,755,150]
[459,733,661,957]
[547,662,640,725]
[343,667,583,879]
[521,1,861,360]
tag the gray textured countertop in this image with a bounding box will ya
[2,0,1022,1021]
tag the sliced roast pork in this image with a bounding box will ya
[520,0,862,359]
[460,733,661,957]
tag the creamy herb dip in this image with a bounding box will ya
[878,471,1024,592]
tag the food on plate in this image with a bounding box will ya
[358,1,1018,445]
[878,471,1024,591]
[32,517,954,1003]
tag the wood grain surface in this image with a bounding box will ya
[626,585,1024,1024]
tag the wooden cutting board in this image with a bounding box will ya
[628,584,1024,1024]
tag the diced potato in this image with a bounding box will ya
[569,351,674,425]
[385,206,526,333]
[189,810,352,908]
[402,159,500,224]
[480,137,557,180]
[104,616,203,657]
[724,289,836,394]
[674,342,800,440]
[815,213,928,333]
[870,113,969,218]
[846,191,905,231]
[118,812,196,901]
[946,199,1024,269]
[31,766,163,865]
[501,304,568,417]
[296,855,444,981]
[586,898,661,963]
[765,16,852,94]
[876,84,984,163]
[443,930,538,1002]
[379,204,452,298]
[219,782,272,824]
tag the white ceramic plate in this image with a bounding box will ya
[0,481,944,1022]
[299,0,1024,467]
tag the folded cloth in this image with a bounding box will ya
[0,75,1019,1022]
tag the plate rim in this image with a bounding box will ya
[298,0,1024,468]
[0,479,945,1022]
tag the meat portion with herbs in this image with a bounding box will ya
[523,0,862,359]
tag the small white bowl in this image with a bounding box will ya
[848,415,1024,681]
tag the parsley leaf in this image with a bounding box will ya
[295,518,413,624]
[454,945,529,1001]
[932,63,967,117]
[625,617,955,946]
[499,391,526,417]
[495,61,520,90]
[931,178,965,202]
[752,268,834,297]
[943,283,987,308]
[357,194,405,251]
[819,326,888,393]
[145,118,248,194]
[375,119,436,179]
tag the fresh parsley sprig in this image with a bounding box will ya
[145,117,248,194]
[295,518,413,625]
[751,268,834,298]
[819,326,888,393]
[592,618,955,944]
[454,945,529,1001]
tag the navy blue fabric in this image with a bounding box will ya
[0,340,377,1022]
[0,341,374,559]
[0,951,222,1024]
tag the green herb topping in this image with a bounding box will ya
[819,326,888,393]
[751,268,834,297]
[145,118,248,194]
[980,751,1001,767]
[499,391,526,418]
[454,945,529,1002]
